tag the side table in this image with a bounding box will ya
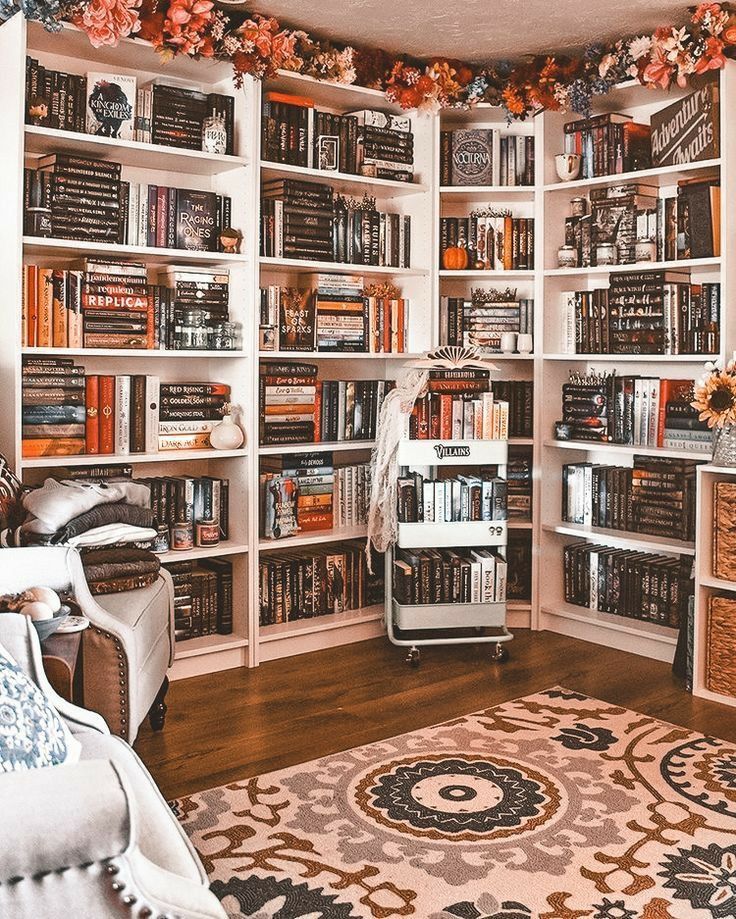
[41,630,83,704]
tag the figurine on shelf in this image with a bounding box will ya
[220,227,242,254]
[209,403,245,450]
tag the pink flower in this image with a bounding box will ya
[75,0,141,48]
[642,50,674,89]
[694,35,727,71]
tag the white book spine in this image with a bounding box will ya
[423,481,434,523]
[114,375,131,455]
[561,291,576,353]
[494,557,507,602]
[145,375,160,453]
[470,562,482,603]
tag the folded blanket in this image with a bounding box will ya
[87,572,160,595]
[45,502,155,545]
[81,547,160,583]
[67,524,157,548]
[22,479,150,536]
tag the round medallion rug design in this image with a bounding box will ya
[661,737,736,819]
[354,753,561,841]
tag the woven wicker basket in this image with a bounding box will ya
[707,595,736,697]
[714,482,736,581]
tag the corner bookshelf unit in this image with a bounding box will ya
[3,14,735,683]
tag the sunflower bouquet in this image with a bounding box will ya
[692,361,736,428]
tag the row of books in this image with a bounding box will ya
[440,214,534,271]
[562,113,652,178]
[165,559,234,642]
[262,95,415,182]
[507,453,533,520]
[558,373,708,451]
[440,296,534,352]
[393,547,507,606]
[259,361,389,446]
[397,472,507,523]
[561,456,699,541]
[24,154,232,252]
[22,261,234,351]
[260,179,411,267]
[408,395,509,442]
[563,179,720,268]
[440,129,534,187]
[140,475,230,548]
[25,61,235,153]
[559,273,720,356]
[259,275,409,353]
[260,451,371,538]
[258,542,384,625]
[562,541,690,628]
[22,359,231,457]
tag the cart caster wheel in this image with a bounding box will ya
[406,647,420,667]
[491,643,509,663]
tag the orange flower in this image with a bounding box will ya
[694,35,727,71]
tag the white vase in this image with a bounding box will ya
[555,153,582,182]
[210,412,244,450]
[516,334,533,354]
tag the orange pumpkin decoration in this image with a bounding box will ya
[442,246,469,270]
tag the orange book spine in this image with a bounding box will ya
[313,380,322,443]
[397,299,406,353]
[37,269,53,348]
[26,265,38,347]
[439,395,453,439]
[98,375,115,455]
[22,438,85,457]
[503,215,513,271]
[85,375,100,455]
[52,270,68,348]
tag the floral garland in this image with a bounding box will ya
[3,0,736,118]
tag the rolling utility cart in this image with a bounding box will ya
[385,436,513,666]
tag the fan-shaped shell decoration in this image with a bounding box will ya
[412,345,497,371]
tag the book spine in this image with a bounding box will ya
[114,375,131,455]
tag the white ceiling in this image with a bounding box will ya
[249,0,687,63]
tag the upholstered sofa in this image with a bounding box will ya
[0,613,226,919]
[0,545,173,743]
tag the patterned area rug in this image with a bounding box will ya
[173,687,736,918]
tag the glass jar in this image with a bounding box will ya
[635,237,656,263]
[209,321,238,350]
[570,196,588,217]
[596,242,618,266]
[557,245,578,268]
[178,306,209,350]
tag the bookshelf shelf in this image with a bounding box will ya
[439,269,535,279]
[258,525,367,552]
[20,448,248,468]
[22,347,247,359]
[259,441,375,455]
[23,237,247,266]
[261,161,427,196]
[509,520,533,530]
[542,521,695,556]
[545,257,721,278]
[439,185,535,202]
[540,602,678,645]
[700,574,736,592]
[260,256,427,277]
[258,351,422,361]
[543,440,711,461]
[157,542,249,565]
[174,633,249,661]
[543,353,718,363]
[25,126,249,176]
[268,68,393,110]
[259,604,384,642]
[543,157,721,193]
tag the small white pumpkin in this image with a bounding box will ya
[21,601,53,621]
[26,587,61,613]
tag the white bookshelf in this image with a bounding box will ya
[4,17,736,684]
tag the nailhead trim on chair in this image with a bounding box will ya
[91,626,129,737]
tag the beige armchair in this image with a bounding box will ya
[0,613,225,919]
[0,546,174,743]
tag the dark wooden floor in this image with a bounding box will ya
[135,630,736,800]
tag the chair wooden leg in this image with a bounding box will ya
[148,676,169,732]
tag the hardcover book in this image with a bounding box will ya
[450,129,494,186]
[86,72,136,140]
[278,288,316,351]
[175,189,219,252]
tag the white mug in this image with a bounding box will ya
[516,333,533,354]
[500,332,517,353]
[555,153,582,182]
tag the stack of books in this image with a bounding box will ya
[22,357,86,458]
[439,129,534,187]
[23,267,82,349]
[393,548,507,605]
[318,380,388,443]
[158,265,233,350]
[25,154,123,243]
[259,361,317,446]
[80,259,153,349]
[557,372,708,450]
[261,452,335,537]
[563,541,690,627]
[333,461,372,529]
[139,475,229,549]
[165,558,234,642]
[315,273,366,352]
[125,185,231,251]
[261,178,333,262]
[439,214,534,270]
[441,295,534,352]
[396,472,507,523]
[562,455,699,541]
[560,274,720,356]
[506,452,533,520]
[261,95,414,182]
[137,82,234,153]
[258,541,384,625]
[562,112,652,178]
[158,382,231,451]
[333,195,411,268]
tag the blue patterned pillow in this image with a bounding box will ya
[0,644,80,772]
